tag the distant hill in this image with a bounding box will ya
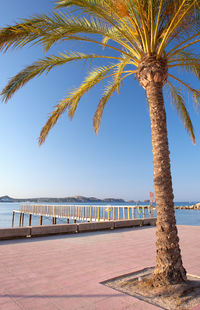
[0,195,126,203]
[0,195,14,202]
[0,195,151,204]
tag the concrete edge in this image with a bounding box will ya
[0,218,156,240]
[0,227,31,240]
[142,218,156,226]
[114,219,142,228]
[78,221,114,232]
[31,224,78,237]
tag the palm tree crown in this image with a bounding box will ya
[0,0,199,144]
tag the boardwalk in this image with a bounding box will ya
[0,225,200,309]
[13,204,154,227]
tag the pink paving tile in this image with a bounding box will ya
[191,305,200,310]
[98,302,132,310]
[49,290,108,310]
[128,300,161,309]
[1,281,30,293]
[14,297,44,308]
[0,301,22,310]
[93,295,138,309]
[0,226,200,309]
[79,299,132,310]
[0,296,16,307]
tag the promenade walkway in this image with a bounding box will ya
[0,225,200,309]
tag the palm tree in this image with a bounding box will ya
[0,0,200,286]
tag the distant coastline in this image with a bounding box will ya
[0,195,150,204]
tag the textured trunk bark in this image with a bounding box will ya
[146,82,187,286]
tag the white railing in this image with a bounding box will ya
[18,204,154,221]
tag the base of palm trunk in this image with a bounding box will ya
[104,267,200,310]
[152,265,187,287]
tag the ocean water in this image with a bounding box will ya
[0,202,199,228]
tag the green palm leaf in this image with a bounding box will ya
[169,50,200,80]
[93,56,133,133]
[39,64,117,144]
[93,82,119,134]
[40,13,136,56]
[169,73,200,108]
[0,17,46,51]
[166,80,195,144]
[1,52,120,103]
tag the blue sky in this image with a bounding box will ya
[0,0,200,201]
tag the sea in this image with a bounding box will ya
[0,202,200,229]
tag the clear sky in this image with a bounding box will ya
[0,0,200,201]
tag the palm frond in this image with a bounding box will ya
[67,64,117,119]
[42,13,110,48]
[101,24,141,59]
[153,0,164,48]
[166,80,195,144]
[157,0,198,57]
[1,52,120,103]
[0,16,47,51]
[39,102,69,145]
[169,73,200,108]
[42,13,139,58]
[39,64,117,144]
[93,55,134,133]
[168,50,200,80]
[125,0,146,50]
[0,11,134,58]
[187,62,200,80]
[102,1,144,53]
[169,50,200,63]
[114,56,131,93]
[93,82,119,134]
[56,0,139,49]
[167,36,200,59]
[134,0,150,54]
[53,34,135,59]
[56,0,103,10]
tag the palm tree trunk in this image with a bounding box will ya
[146,82,187,286]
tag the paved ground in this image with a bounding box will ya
[0,225,200,310]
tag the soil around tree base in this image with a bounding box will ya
[102,267,200,309]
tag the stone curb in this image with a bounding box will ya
[0,218,156,240]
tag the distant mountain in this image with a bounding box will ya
[0,195,14,202]
[0,195,126,203]
[0,195,151,204]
